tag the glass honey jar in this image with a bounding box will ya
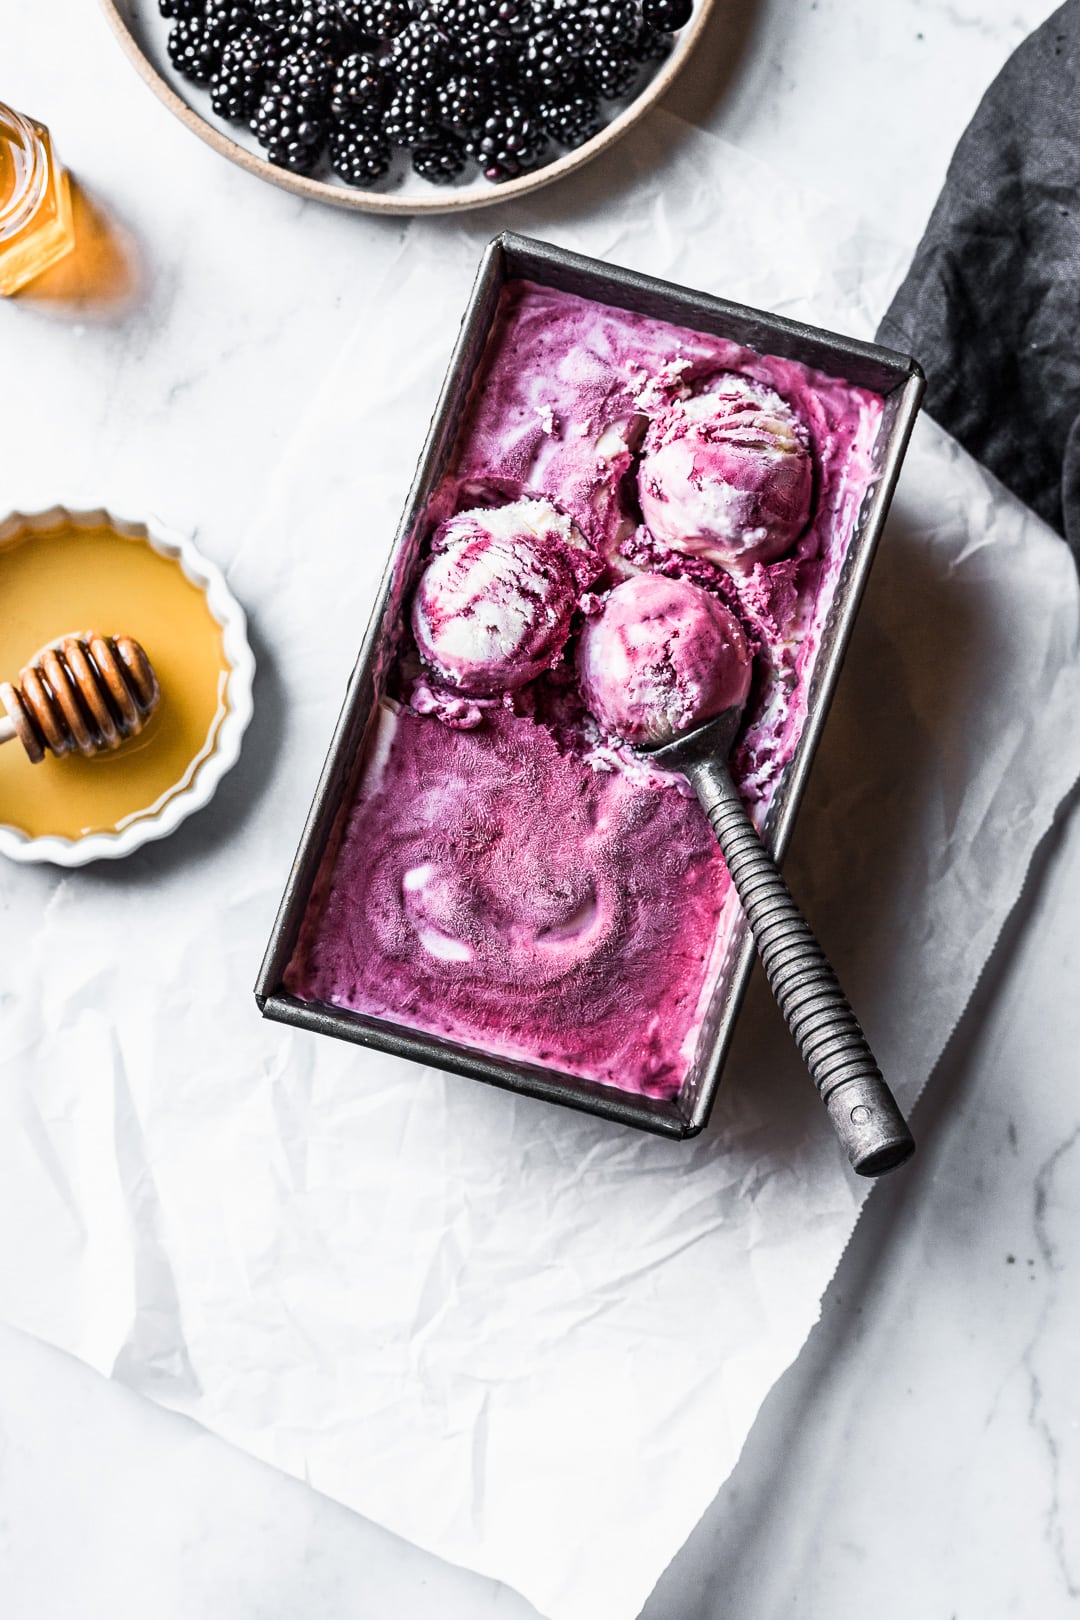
[0,102,75,296]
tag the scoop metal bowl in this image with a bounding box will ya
[644,706,915,1177]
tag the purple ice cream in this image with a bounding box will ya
[289,704,728,1096]
[286,282,884,1100]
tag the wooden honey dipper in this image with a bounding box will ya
[0,632,160,764]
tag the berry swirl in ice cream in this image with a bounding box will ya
[577,573,752,746]
[293,703,727,1096]
[411,497,599,695]
[637,376,814,571]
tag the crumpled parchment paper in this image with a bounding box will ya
[2,113,1079,1620]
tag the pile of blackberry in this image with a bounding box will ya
[159,0,694,188]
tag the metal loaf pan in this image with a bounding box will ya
[255,231,924,1140]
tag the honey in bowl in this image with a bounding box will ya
[0,520,229,841]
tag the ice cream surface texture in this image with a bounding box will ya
[291,705,726,1095]
[287,282,884,1101]
[411,498,596,695]
[638,377,814,571]
[578,574,752,746]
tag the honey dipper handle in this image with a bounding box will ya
[688,754,915,1178]
[0,714,16,747]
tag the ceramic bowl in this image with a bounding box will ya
[0,505,255,866]
[99,0,717,217]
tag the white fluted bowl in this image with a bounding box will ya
[0,505,255,866]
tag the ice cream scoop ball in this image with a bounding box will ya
[411,499,594,696]
[577,573,752,746]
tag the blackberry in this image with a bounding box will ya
[211,24,276,119]
[433,0,530,46]
[584,40,637,98]
[330,51,391,122]
[529,0,592,55]
[389,20,452,87]
[488,0,532,34]
[336,0,412,37]
[286,1,342,51]
[539,90,602,148]
[518,28,579,94]
[274,44,336,110]
[466,101,547,180]
[251,87,327,167]
[204,0,253,55]
[157,0,202,18]
[641,0,692,28]
[585,0,637,44]
[328,118,392,182]
[436,71,493,129]
[451,30,522,73]
[383,84,442,145]
[252,0,294,30]
[167,17,220,82]
[252,43,332,159]
[412,132,468,184]
[631,22,672,61]
[434,0,527,70]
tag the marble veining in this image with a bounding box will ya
[1025,1123,1080,1602]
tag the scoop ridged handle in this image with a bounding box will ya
[690,757,914,1177]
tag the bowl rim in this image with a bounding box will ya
[98,0,717,217]
[0,504,256,867]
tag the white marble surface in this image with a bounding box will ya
[2,0,1078,1616]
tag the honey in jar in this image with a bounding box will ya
[0,518,231,842]
[0,103,75,296]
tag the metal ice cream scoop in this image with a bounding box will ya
[643,707,914,1177]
